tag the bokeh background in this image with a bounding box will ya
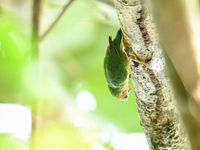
[0,0,150,149]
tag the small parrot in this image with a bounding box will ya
[104,29,131,101]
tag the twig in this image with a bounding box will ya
[32,0,41,57]
[40,0,75,41]
[30,1,42,150]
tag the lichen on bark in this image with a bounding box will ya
[114,0,188,149]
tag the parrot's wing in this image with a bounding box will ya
[108,36,120,57]
[104,54,129,88]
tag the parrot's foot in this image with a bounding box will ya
[129,54,151,67]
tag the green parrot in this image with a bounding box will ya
[104,29,131,101]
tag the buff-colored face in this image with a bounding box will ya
[112,87,131,101]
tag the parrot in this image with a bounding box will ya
[104,29,131,101]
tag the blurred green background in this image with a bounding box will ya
[0,0,143,149]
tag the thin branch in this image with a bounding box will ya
[32,0,41,57]
[40,0,75,41]
[30,1,42,150]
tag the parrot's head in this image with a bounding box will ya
[109,85,130,101]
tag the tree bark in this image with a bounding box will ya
[150,1,200,149]
[113,0,188,149]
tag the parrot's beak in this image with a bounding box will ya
[128,87,131,94]
[121,87,131,101]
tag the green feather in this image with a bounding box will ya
[104,29,131,101]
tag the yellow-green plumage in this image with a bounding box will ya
[104,29,131,101]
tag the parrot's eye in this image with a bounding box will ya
[124,95,128,99]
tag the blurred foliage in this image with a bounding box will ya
[0,13,29,102]
[104,142,115,150]
[30,122,93,150]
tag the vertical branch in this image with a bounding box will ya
[113,0,188,149]
[30,0,42,150]
[32,0,41,58]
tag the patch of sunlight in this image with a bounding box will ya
[0,104,32,140]
[194,36,200,56]
[111,133,149,150]
[194,37,200,73]
[99,123,118,143]
[8,32,17,43]
[76,91,96,112]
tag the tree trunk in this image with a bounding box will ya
[113,0,189,149]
